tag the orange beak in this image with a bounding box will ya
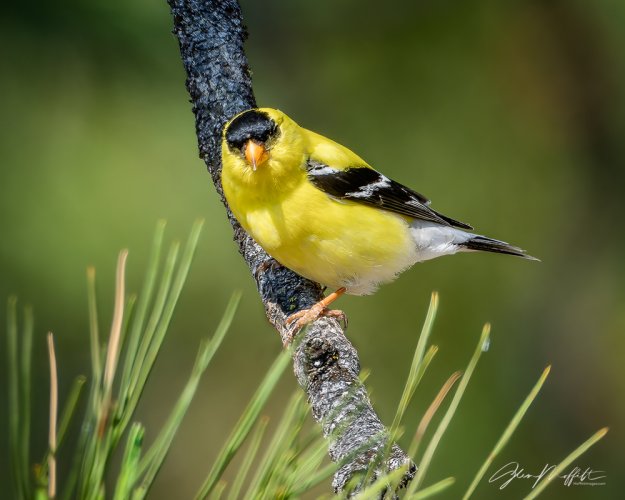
[244,140,269,170]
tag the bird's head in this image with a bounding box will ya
[223,108,305,180]
[224,108,281,171]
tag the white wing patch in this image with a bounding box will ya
[307,164,339,176]
[345,175,392,198]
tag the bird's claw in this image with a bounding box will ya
[323,309,348,329]
[283,306,347,347]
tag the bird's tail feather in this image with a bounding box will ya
[462,235,539,261]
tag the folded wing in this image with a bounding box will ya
[306,160,472,230]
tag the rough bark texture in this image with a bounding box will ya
[167,0,414,493]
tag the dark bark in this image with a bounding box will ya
[166,0,414,493]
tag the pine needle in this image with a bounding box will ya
[463,365,551,499]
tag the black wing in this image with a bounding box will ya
[306,160,472,230]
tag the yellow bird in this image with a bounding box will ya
[221,108,536,335]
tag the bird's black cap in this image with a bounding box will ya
[225,109,278,150]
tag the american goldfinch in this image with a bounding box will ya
[221,108,535,332]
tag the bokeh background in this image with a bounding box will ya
[1,0,623,498]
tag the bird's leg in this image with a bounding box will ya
[284,287,347,345]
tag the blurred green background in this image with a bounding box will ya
[1,0,623,498]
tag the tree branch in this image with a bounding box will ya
[167,0,414,493]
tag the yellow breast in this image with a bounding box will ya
[222,166,416,295]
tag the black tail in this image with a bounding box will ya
[462,235,539,261]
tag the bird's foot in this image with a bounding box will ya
[283,307,347,347]
[283,287,347,347]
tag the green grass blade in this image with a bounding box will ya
[524,427,608,500]
[260,402,311,497]
[61,376,93,500]
[118,293,137,373]
[57,376,87,446]
[114,423,144,500]
[7,297,27,499]
[102,249,129,399]
[88,249,130,483]
[20,305,34,499]
[124,219,203,432]
[289,457,338,496]
[47,332,59,499]
[125,240,179,402]
[408,369,462,459]
[136,292,241,494]
[245,391,306,497]
[90,249,129,484]
[407,323,491,494]
[83,420,115,499]
[86,266,102,414]
[120,221,166,398]
[195,348,292,499]
[209,481,226,500]
[463,365,551,499]
[78,267,105,500]
[405,344,439,458]
[39,375,86,481]
[227,417,269,500]
[280,434,329,495]
[392,293,439,432]
[85,222,204,496]
[362,294,439,491]
[410,477,455,499]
